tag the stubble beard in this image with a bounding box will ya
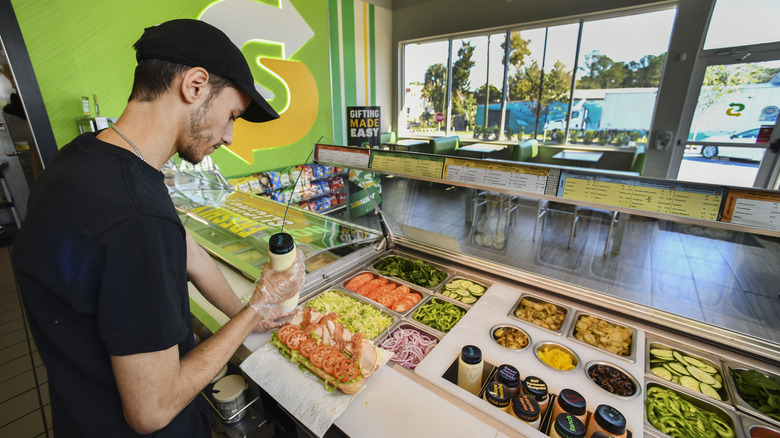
[179,95,220,164]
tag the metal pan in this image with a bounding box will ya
[567,310,637,362]
[369,252,452,291]
[301,287,396,341]
[508,293,570,335]
[724,360,780,429]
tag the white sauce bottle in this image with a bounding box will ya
[457,345,483,395]
[268,232,298,312]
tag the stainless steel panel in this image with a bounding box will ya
[738,412,780,438]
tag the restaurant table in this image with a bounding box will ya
[385,139,429,152]
[456,143,509,159]
[551,149,604,167]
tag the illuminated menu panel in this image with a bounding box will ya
[558,171,724,220]
[370,151,444,179]
[722,189,780,230]
[315,144,370,168]
[443,158,549,195]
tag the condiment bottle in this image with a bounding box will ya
[511,393,541,429]
[522,376,550,416]
[550,413,587,438]
[586,404,627,438]
[494,364,521,397]
[457,345,483,395]
[483,382,511,412]
[268,232,298,312]
[591,432,618,438]
[550,388,587,425]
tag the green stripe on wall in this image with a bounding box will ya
[369,4,376,105]
[328,0,344,143]
[341,0,357,106]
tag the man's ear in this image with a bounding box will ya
[180,67,209,104]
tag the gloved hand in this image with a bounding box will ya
[248,249,306,321]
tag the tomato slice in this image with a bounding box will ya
[332,358,360,382]
[322,351,344,375]
[277,324,300,345]
[392,296,417,312]
[394,285,410,295]
[286,331,309,350]
[344,273,373,292]
[299,338,319,358]
[376,293,396,308]
[310,345,338,368]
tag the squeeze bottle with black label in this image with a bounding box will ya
[268,232,298,312]
[457,345,483,395]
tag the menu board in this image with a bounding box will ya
[443,158,549,195]
[370,151,444,179]
[722,189,780,230]
[315,144,370,168]
[558,171,724,220]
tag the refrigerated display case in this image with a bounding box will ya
[168,153,780,438]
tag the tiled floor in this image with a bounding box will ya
[0,241,51,438]
[335,177,780,344]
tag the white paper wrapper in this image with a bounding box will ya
[240,343,392,437]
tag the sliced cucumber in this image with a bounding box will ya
[651,366,672,381]
[459,280,474,288]
[700,383,722,401]
[682,355,708,369]
[468,285,485,295]
[696,363,719,375]
[663,363,682,376]
[680,375,700,392]
[668,362,691,376]
[461,296,477,304]
[445,282,459,290]
[688,365,717,385]
[673,350,686,364]
[455,288,471,296]
[650,348,675,359]
[672,375,680,384]
[711,378,723,390]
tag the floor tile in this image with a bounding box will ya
[652,298,705,321]
[0,388,41,428]
[701,313,769,340]
[688,257,741,289]
[744,292,780,332]
[651,251,692,278]
[0,329,26,350]
[651,271,699,306]
[0,370,36,404]
[0,409,45,438]
[730,255,780,298]
[0,355,33,383]
[0,341,30,366]
[697,281,762,323]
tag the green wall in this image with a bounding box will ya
[11,0,335,177]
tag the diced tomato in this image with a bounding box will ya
[332,358,360,382]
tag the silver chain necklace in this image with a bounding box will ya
[110,124,145,162]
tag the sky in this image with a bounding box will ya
[404,1,780,91]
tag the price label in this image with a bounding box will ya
[316,144,370,168]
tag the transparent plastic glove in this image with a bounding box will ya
[248,249,306,321]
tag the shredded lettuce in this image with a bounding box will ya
[306,290,392,339]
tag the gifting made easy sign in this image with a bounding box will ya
[347,106,380,147]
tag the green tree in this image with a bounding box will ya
[474,84,502,104]
[625,53,666,87]
[451,41,476,118]
[577,51,626,89]
[422,63,447,115]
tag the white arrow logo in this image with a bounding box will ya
[200,0,315,96]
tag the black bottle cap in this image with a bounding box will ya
[553,413,586,438]
[461,345,482,364]
[557,388,587,415]
[511,393,540,422]
[495,364,520,388]
[593,404,627,435]
[269,232,295,255]
[522,376,548,401]
[484,382,510,409]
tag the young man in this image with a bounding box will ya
[12,19,305,437]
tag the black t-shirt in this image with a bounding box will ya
[12,133,211,437]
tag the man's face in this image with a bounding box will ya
[178,85,251,164]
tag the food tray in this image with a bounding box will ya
[489,324,531,352]
[376,320,442,371]
[585,360,641,400]
[644,377,744,438]
[738,412,780,438]
[567,310,637,362]
[410,296,468,335]
[301,288,397,341]
[370,253,452,291]
[341,271,426,315]
[645,338,730,405]
[724,360,780,429]
[534,341,580,373]
[507,293,570,335]
[436,276,489,306]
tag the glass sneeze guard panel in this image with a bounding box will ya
[166,165,383,280]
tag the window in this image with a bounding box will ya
[400,7,676,146]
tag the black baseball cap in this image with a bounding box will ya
[134,19,279,123]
